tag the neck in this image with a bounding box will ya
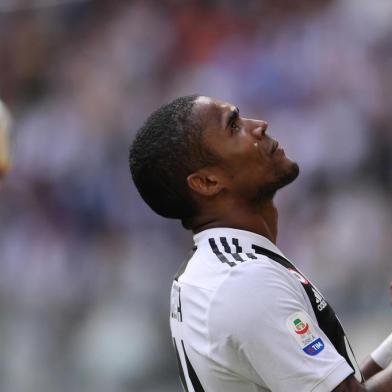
[190,197,279,244]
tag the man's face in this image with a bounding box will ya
[193,96,299,200]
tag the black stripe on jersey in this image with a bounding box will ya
[232,237,258,260]
[232,238,243,253]
[178,287,183,322]
[251,243,363,382]
[173,338,189,392]
[251,244,287,264]
[220,237,245,263]
[231,253,245,262]
[181,341,205,392]
[220,237,232,253]
[209,238,236,267]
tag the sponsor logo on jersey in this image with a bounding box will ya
[303,338,325,355]
[287,311,325,356]
[312,287,327,311]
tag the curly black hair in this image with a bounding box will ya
[129,95,218,223]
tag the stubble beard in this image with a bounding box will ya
[253,161,300,203]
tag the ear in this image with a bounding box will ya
[187,169,223,197]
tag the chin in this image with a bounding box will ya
[281,160,300,185]
[255,161,300,200]
[277,161,300,189]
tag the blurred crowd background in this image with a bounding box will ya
[0,0,391,391]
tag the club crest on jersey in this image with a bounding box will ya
[286,311,325,356]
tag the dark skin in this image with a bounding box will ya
[186,96,392,391]
[187,96,299,242]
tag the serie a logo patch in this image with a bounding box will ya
[286,311,325,356]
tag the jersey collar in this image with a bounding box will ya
[193,227,287,259]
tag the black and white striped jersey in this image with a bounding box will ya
[170,228,361,392]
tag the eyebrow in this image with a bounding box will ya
[225,106,240,128]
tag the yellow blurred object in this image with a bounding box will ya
[0,100,11,178]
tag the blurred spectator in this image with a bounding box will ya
[0,0,391,391]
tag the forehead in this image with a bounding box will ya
[193,96,237,130]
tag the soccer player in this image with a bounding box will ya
[0,99,11,181]
[129,95,392,391]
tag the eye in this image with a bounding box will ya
[230,120,240,133]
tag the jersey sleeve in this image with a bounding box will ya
[208,261,353,392]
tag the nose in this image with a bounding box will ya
[250,120,268,140]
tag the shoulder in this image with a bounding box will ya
[213,260,305,309]
[179,239,297,288]
[207,260,310,336]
